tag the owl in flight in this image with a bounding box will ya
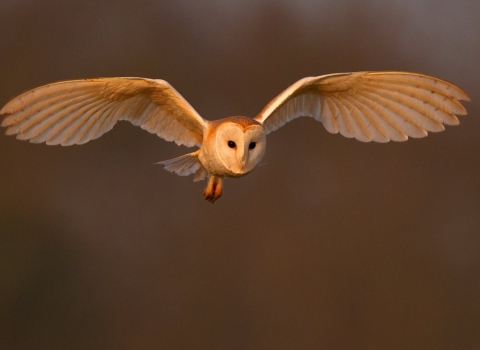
[1,72,469,202]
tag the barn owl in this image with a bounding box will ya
[0,72,469,202]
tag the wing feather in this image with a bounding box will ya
[362,88,446,132]
[343,96,389,142]
[30,99,105,144]
[345,95,407,142]
[1,78,207,147]
[319,96,339,134]
[6,94,93,137]
[330,96,355,139]
[363,73,469,101]
[80,102,124,144]
[254,71,468,142]
[1,85,101,127]
[156,150,206,180]
[355,91,428,139]
[60,103,117,146]
[340,97,375,142]
[21,96,100,141]
[333,95,373,141]
[363,80,467,116]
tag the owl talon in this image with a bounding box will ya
[203,176,223,203]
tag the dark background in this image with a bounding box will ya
[0,1,479,349]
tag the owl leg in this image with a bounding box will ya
[203,176,223,203]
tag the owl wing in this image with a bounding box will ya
[1,77,207,147]
[254,71,469,142]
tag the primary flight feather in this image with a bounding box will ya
[1,71,469,202]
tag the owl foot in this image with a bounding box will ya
[203,176,223,203]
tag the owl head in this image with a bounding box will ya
[215,118,266,175]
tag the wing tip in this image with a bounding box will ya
[444,115,460,126]
[1,110,17,126]
[459,92,471,102]
[4,125,18,136]
[449,86,470,102]
[1,100,20,115]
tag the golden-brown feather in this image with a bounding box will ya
[1,78,207,147]
[254,71,469,142]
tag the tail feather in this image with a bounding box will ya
[156,150,208,181]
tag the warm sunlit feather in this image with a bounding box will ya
[0,71,470,202]
[254,71,469,142]
[0,78,207,147]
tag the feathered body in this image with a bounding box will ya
[0,72,469,202]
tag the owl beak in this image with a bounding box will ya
[237,148,247,171]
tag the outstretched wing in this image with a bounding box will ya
[1,77,207,147]
[254,72,469,142]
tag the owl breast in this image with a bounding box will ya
[198,116,267,178]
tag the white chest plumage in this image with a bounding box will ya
[0,72,469,203]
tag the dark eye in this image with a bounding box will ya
[228,141,236,148]
[249,142,256,150]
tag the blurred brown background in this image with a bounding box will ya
[0,1,479,349]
